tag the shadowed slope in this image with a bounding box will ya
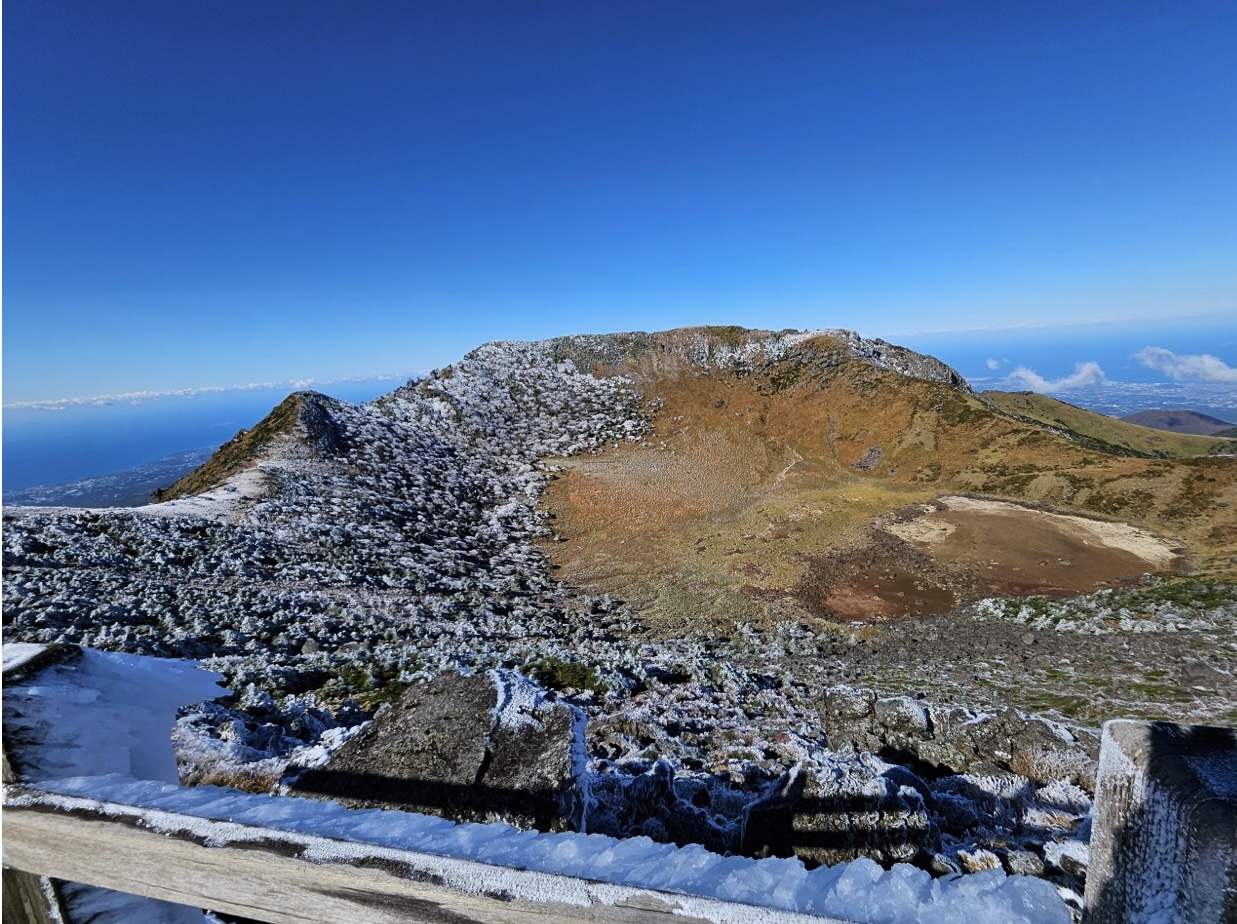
[1122,409,1236,436]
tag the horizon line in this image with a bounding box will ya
[4,374,417,412]
[883,310,1237,339]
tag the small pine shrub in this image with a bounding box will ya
[531,657,605,693]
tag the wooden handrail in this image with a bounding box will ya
[3,785,843,924]
[10,643,1232,923]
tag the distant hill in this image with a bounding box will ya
[1120,409,1236,436]
[984,392,1235,458]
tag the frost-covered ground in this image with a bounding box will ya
[972,581,1237,635]
[4,646,1072,924]
[1,334,1134,918]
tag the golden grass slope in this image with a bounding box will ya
[152,394,305,502]
[983,390,1236,458]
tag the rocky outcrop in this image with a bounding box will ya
[852,446,885,471]
[821,686,1100,793]
[544,326,973,392]
[585,760,746,855]
[741,755,933,867]
[825,329,972,392]
[289,670,588,832]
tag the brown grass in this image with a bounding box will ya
[539,348,1237,636]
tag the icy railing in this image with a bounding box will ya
[3,644,1074,924]
[1084,719,1237,923]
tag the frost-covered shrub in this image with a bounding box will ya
[971,579,1236,635]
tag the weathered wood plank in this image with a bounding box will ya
[3,790,852,924]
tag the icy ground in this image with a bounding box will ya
[4,646,1072,924]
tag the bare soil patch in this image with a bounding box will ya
[913,495,1184,570]
[795,528,965,620]
[797,496,1189,621]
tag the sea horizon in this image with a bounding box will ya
[2,379,402,494]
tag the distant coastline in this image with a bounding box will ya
[3,380,398,495]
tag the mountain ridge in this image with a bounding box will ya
[6,326,1235,735]
[151,325,1235,588]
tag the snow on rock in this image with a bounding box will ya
[971,581,1237,636]
[2,350,649,701]
[2,641,52,674]
[821,685,1099,793]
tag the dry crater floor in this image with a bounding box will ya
[537,367,1236,727]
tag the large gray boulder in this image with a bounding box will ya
[289,670,588,832]
[820,686,1099,792]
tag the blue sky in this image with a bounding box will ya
[4,1,1237,405]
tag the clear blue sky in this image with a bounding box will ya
[5,0,1236,404]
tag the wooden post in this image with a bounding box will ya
[1084,719,1237,923]
[3,646,76,924]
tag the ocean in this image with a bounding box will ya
[2,380,401,494]
[895,318,1237,420]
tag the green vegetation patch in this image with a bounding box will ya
[317,660,414,710]
[529,656,607,694]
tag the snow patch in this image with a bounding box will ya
[3,648,225,783]
[489,668,546,731]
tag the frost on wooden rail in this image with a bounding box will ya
[1084,719,1237,924]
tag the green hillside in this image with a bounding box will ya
[983,391,1235,459]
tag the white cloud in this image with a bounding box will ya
[4,374,413,411]
[985,358,1002,370]
[1134,347,1237,383]
[1006,362,1107,392]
